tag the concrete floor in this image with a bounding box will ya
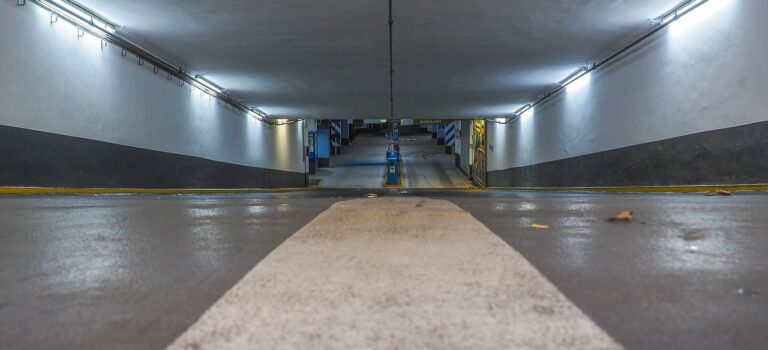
[399,135,472,189]
[311,134,389,188]
[0,194,338,350]
[311,133,470,188]
[168,197,619,349]
[1,190,767,349]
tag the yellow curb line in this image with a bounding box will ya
[485,184,768,193]
[0,187,315,195]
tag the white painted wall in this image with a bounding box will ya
[0,2,305,173]
[488,0,768,171]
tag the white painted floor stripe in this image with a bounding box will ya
[168,198,622,350]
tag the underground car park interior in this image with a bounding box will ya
[1,0,767,349]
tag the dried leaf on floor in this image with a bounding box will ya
[531,224,550,229]
[606,210,633,222]
[705,190,733,196]
[736,288,760,297]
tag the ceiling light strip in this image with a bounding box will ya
[497,0,711,125]
[27,0,280,125]
[48,0,117,34]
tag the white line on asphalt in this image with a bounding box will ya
[167,197,622,350]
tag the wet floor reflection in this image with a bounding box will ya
[0,195,339,350]
[450,193,768,350]
[1,192,767,350]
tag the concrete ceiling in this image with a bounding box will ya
[80,0,676,119]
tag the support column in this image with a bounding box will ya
[341,120,351,145]
[445,121,456,154]
[330,120,342,155]
[316,124,331,168]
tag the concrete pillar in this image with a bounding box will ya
[445,121,456,154]
[341,120,351,145]
[330,120,342,155]
[316,127,331,168]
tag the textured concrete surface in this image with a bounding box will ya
[311,134,388,188]
[450,191,768,350]
[167,197,620,349]
[313,166,386,188]
[0,194,337,350]
[313,133,470,189]
[1,190,767,350]
[400,135,472,189]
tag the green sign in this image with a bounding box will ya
[413,119,450,126]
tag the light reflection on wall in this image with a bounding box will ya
[515,106,535,167]
[33,4,105,60]
[271,120,304,172]
[483,0,747,174]
[670,0,736,37]
[566,72,592,92]
[12,1,307,176]
[244,112,265,167]
[187,84,221,159]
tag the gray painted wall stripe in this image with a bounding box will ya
[487,120,768,187]
[488,2,768,172]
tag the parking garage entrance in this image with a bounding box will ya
[309,121,472,189]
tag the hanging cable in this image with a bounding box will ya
[388,0,395,133]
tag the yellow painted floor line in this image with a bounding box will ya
[486,184,768,193]
[166,198,622,350]
[0,187,313,195]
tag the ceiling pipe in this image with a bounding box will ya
[28,0,289,125]
[491,0,711,125]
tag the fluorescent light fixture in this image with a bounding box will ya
[560,67,589,87]
[247,108,267,119]
[194,74,224,94]
[48,0,117,34]
[33,0,272,123]
[677,0,707,16]
[495,104,533,123]
[656,0,709,24]
[513,104,533,116]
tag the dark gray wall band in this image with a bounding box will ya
[488,120,768,188]
[0,125,306,189]
[397,125,425,135]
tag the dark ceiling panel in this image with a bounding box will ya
[78,0,675,118]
